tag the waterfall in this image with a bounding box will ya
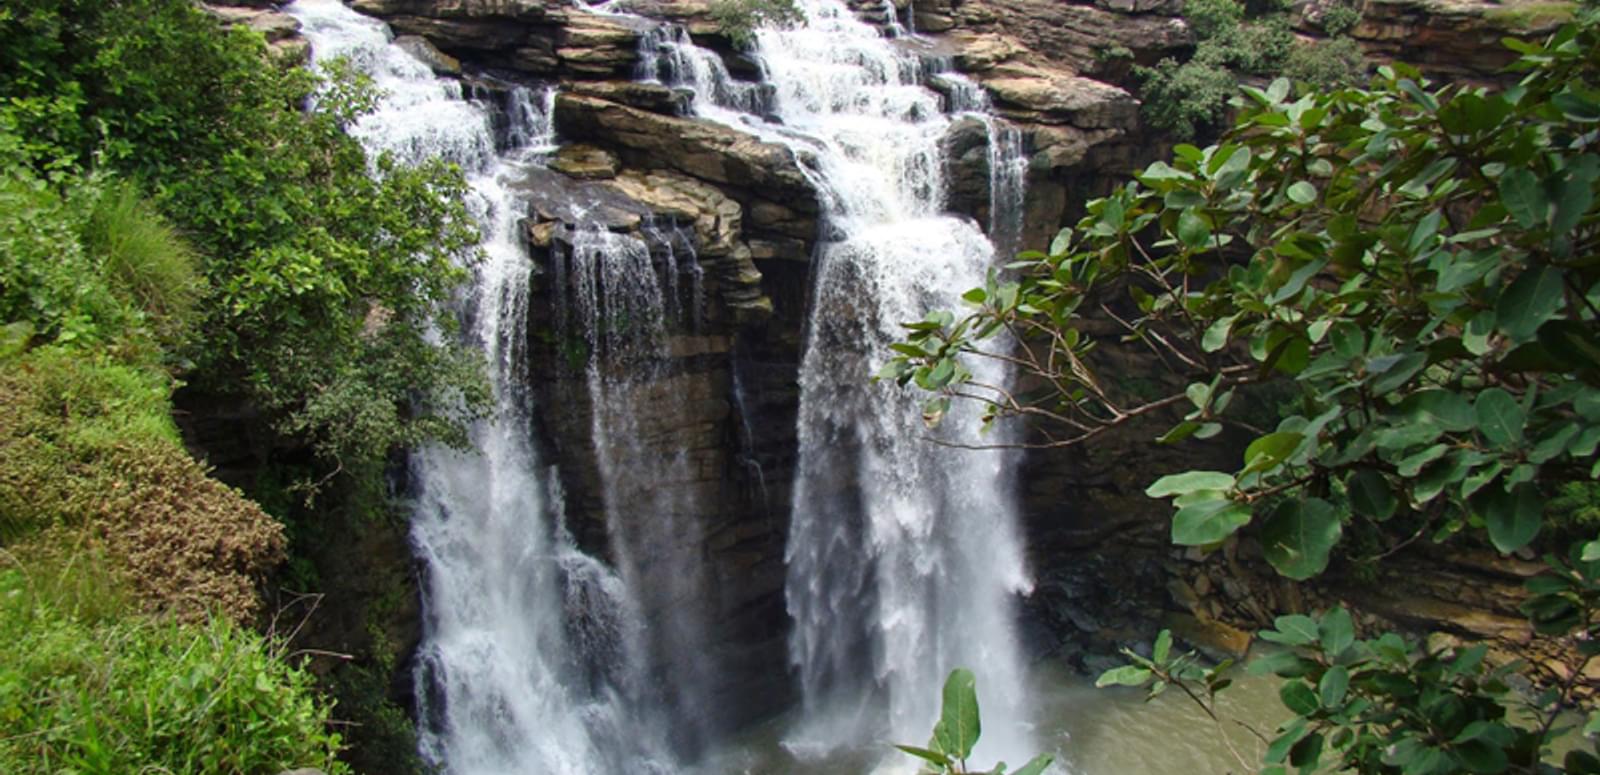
[557,218,724,754]
[647,1,1039,766]
[286,3,671,773]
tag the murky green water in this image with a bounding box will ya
[703,661,1288,775]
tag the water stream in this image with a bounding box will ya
[287,3,672,772]
[638,1,1039,766]
[293,0,1040,770]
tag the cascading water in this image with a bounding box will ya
[640,2,1039,767]
[287,3,672,773]
[556,218,726,754]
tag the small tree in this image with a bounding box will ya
[887,21,1600,774]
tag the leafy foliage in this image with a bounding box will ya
[711,0,805,47]
[0,566,349,774]
[0,0,490,490]
[896,669,1055,775]
[1136,0,1364,139]
[891,21,1600,775]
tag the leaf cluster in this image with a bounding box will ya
[896,668,1055,775]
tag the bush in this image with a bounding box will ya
[0,566,349,774]
[0,169,128,345]
[1134,58,1239,139]
[0,346,285,622]
[1282,36,1367,88]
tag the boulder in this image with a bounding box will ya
[394,34,461,75]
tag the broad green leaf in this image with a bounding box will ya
[1177,208,1211,249]
[1370,352,1427,395]
[1348,468,1398,521]
[1496,265,1565,342]
[1261,614,1320,646]
[1478,483,1541,554]
[1153,629,1172,663]
[1146,471,1235,497]
[1261,498,1342,580]
[1172,498,1252,546]
[1498,167,1545,228]
[1243,433,1302,476]
[1319,665,1349,707]
[934,668,981,759]
[1280,680,1319,715]
[1286,181,1317,204]
[1049,227,1074,256]
[1203,314,1238,353]
[1474,388,1525,447]
[1398,389,1475,432]
[1320,607,1355,657]
[1095,665,1153,688]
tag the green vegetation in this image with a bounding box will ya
[889,18,1600,775]
[1136,0,1366,139]
[1,0,490,494]
[0,0,496,768]
[0,566,348,774]
[896,669,1054,775]
[711,0,805,48]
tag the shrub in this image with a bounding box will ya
[0,168,127,345]
[711,0,804,47]
[0,566,349,774]
[0,346,284,622]
[1282,36,1367,88]
[1134,58,1239,139]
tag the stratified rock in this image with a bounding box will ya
[202,4,302,43]
[550,144,622,180]
[950,0,1191,73]
[1345,0,1571,82]
[564,80,692,115]
[553,94,816,210]
[981,67,1138,129]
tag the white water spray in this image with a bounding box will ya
[287,3,672,773]
[644,1,1039,766]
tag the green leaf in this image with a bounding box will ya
[1146,471,1236,497]
[1318,665,1349,707]
[1474,388,1525,447]
[1096,665,1154,688]
[1348,469,1398,521]
[1153,629,1172,663]
[1261,498,1342,580]
[1049,227,1074,256]
[1244,432,1304,474]
[1478,483,1541,554]
[895,744,953,767]
[1203,314,1237,353]
[934,668,981,759]
[1286,181,1317,204]
[1178,208,1211,249]
[1370,352,1427,395]
[1261,614,1320,646]
[1172,498,1253,546]
[1319,607,1355,657]
[1398,389,1475,432]
[1011,754,1054,775]
[1280,680,1320,715]
[1498,167,1546,229]
[1496,265,1565,343]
